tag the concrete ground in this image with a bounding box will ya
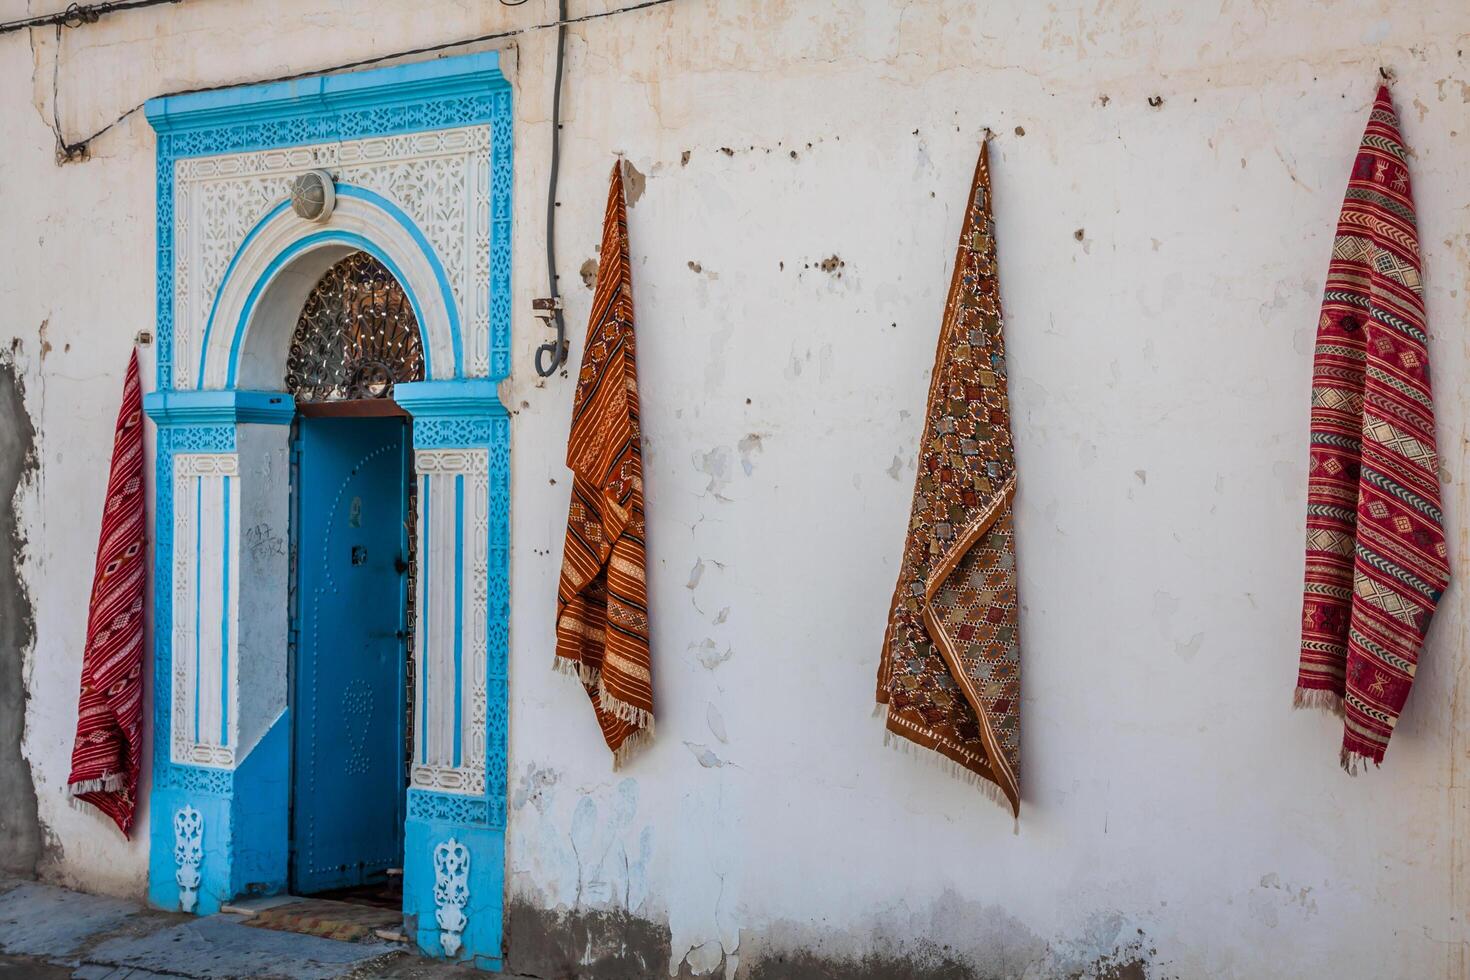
[0,880,533,980]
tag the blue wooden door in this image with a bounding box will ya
[291,416,409,894]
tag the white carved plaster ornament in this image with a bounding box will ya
[433,837,471,956]
[173,805,203,913]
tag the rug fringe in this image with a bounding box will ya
[1340,746,1381,776]
[68,775,124,797]
[66,777,123,818]
[880,724,1012,816]
[612,725,655,771]
[598,685,655,731]
[1293,687,1344,717]
[553,655,601,689]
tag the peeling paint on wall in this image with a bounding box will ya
[0,348,42,877]
[620,159,647,208]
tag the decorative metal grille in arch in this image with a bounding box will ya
[286,251,426,402]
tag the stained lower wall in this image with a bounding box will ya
[3,2,1470,978]
[0,349,43,878]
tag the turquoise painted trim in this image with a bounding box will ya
[419,474,430,767]
[220,477,231,745]
[145,47,511,392]
[452,475,464,769]
[144,389,294,426]
[202,184,461,385]
[224,231,432,388]
[146,52,512,969]
[146,52,505,144]
[193,480,202,745]
[394,379,505,417]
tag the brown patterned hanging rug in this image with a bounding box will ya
[554,162,654,768]
[878,141,1022,817]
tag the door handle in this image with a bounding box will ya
[394,556,409,574]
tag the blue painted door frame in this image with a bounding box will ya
[290,416,410,894]
[144,51,512,970]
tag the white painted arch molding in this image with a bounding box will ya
[198,190,460,390]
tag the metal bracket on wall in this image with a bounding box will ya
[532,296,566,377]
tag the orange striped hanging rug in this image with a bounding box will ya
[878,142,1022,817]
[554,162,653,767]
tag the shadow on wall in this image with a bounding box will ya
[0,342,43,878]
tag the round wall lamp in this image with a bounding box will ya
[289,170,336,222]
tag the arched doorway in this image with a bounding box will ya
[286,252,423,901]
[144,53,513,965]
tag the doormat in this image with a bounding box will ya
[243,898,403,942]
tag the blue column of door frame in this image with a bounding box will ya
[397,382,508,970]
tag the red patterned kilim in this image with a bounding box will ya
[554,163,653,767]
[878,142,1021,816]
[67,349,147,836]
[1297,84,1448,772]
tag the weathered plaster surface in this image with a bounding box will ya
[0,349,43,878]
[2,1,1470,977]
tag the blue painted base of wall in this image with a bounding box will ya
[147,714,290,915]
[403,818,504,971]
[147,789,231,915]
[229,713,291,899]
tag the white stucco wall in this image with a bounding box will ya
[2,1,1469,976]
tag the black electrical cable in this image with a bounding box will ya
[0,0,183,35]
[37,0,678,161]
[533,0,569,377]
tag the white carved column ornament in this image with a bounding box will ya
[173,805,203,913]
[411,448,490,795]
[433,838,470,956]
[171,453,240,768]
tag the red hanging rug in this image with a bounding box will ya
[67,349,147,836]
[1296,84,1449,771]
